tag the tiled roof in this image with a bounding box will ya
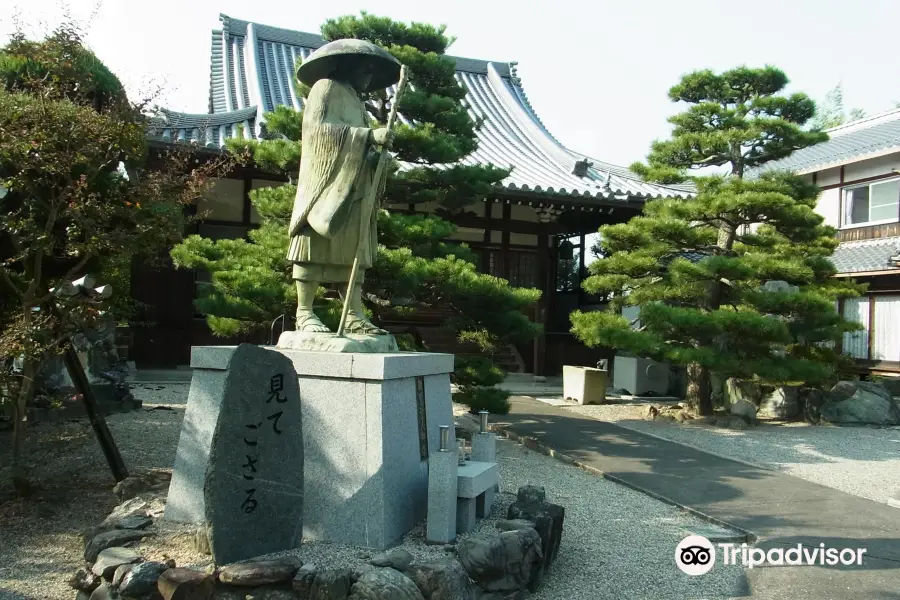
[754,109,900,176]
[831,237,900,275]
[154,14,692,205]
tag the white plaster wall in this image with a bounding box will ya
[816,188,841,228]
[510,204,538,222]
[816,167,841,187]
[843,153,900,182]
[510,233,538,246]
[448,227,484,243]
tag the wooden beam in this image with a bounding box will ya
[501,202,511,280]
[835,269,900,278]
[444,213,556,236]
[820,171,899,191]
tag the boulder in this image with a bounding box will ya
[112,564,133,588]
[457,528,542,593]
[84,529,154,562]
[401,559,477,600]
[113,468,171,502]
[729,399,757,424]
[348,568,424,600]
[158,568,215,600]
[820,381,900,426]
[91,547,142,579]
[369,548,414,570]
[506,486,565,586]
[494,520,534,532]
[292,563,353,599]
[118,561,169,597]
[515,485,545,505]
[724,415,750,431]
[219,557,303,586]
[758,386,799,419]
[116,515,153,530]
[89,582,114,600]
[799,387,826,423]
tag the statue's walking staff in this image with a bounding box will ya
[336,65,408,337]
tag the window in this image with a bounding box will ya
[841,179,900,227]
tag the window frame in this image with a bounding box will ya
[840,177,900,229]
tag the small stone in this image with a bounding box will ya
[92,546,142,579]
[190,525,211,556]
[219,557,303,586]
[348,568,424,600]
[116,515,153,530]
[158,567,215,600]
[495,520,534,532]
[369,548,414,570]
[643,405,659,420]
[84,529,154,562]
[119,561,169,597]
[112,564,133,588]
[442,544,456,553]
[516,485,545,505]
[68,568,101,593]
[100,497,150,529]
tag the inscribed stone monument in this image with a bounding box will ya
[202,344,304,564]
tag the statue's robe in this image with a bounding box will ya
[287,78,378,283]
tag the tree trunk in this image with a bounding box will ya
[11,356,36,493]
[686,362,713,416]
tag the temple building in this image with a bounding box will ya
[134,14,691,373]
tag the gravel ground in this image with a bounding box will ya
[564,400,900,505]
[1,384,751,599]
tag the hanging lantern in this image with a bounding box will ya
[558,239,575,260]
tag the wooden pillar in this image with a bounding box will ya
[868,293,875,361]
[533,226,550,376]
[501,202,511,280]
[577,233,586,305]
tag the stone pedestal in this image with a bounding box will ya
[166,345,455,551]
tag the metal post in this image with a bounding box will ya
[479,410,489,433]
[439,425,450,452]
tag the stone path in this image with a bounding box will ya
[494,396,900,600]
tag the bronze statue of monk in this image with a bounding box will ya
[287,39,401,335]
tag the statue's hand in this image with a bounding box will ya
[371,128,394,147]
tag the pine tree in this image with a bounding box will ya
[572,66,862,415]
[809,83,865,130]
[171,13,540,412]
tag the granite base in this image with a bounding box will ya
[166,345,455,551]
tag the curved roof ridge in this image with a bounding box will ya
[155,105,259,127]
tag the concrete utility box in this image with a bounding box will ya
[613,356,669,396]
[563,366,608,405]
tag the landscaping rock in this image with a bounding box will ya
[369,548,414,570]
[240,587,296,600]
[69,568,101,593]
[292,564,353,599]
[76,591,92,600]
[457,528,542,593]
[495,520,534,532]
[821,381,900,426]
[643,405,659,420]
[189,525,211,556]
[100,498,150,530]
[119,561,169,597]
[84,529,154,562]
[117,515,154,530]
[348,568,424,600]
[758,386,799,419]
[219,557,303,586]
[799,387,826,423]
[112,564,133,588]
[89,582,114,600]
[725,415,750,430]
[506,488,564,589]
[113,468,171,502]
[401,559,477,600]
[158,568,215,600]
[91,547,142,579]
[516,485,545,505]
[729,399,757,424]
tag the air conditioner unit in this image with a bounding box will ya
[613,356,669,396]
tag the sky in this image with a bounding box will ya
[3,0,900,168]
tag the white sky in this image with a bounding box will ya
[3,0,900,168]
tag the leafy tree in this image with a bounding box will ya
[0,23,227,488]
[171,13,540,411]
[574,66,862,415]
[809,84,865,130]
